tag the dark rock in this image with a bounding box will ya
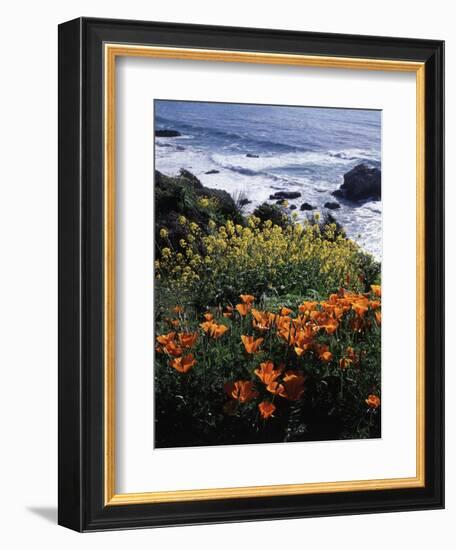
[253,203,289,229]
[333,163,381,202]
[276,199,287,206]
[204,169,220,175]
[246,153,259,158]
[176,146,186,151]
[300,202,315,211]
[239,198,251,206]
[155,129,182,137]
[154,169,243,252]
[179,169,204,189]
[324,201,341,210]
[269,191,302,200]
[290,204,297,210]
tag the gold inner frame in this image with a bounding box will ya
[104,44,426,506]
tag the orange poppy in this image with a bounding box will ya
[258,401,276,419]
[240,294,255,304]
[365,394,381,408]
[352,300,369,317]
[294,326,314,349]
[203,312,214,321]
[278,329,294,346]
[225,380,258,403]
[254,361,282,385]
[170,319,180,328]
[210,323,229,339]
[309,310,324,323]
[178,332,198,348]
[375,310,382,325]
[169,353,197,373]
[333,306,346,319]
[156,331,176,346]
[352,295,369,317]
[241,335,264,354]
[280,306,293,316]
[370,284,381,297]
[320,316,339,335]
[298,301,318,314]
[172,305,184,314]
[294,333,314,355]
[235,303,251,316]
[315,344,332,362]
[339,357,353,369]
[268,371,305,401]
[200,320,214,333]
[251,309,275,332]
[164,340,183,357]
[200,321,229,339]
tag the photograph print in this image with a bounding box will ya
[154,100,382,449]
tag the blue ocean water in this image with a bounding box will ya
[155,100,382,258]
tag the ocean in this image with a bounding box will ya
[154,100,382,259]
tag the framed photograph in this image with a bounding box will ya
[58,17,444,531]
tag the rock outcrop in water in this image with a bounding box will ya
[269,191,302,200]
[300,202,315,211]
[155,129,182,137]
[333,163,381,202]
[324,201,340,210]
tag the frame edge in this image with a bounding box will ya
[58,17,84,532]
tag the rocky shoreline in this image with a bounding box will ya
[156,128,382,258]
[262,162,381,213]
[156,131,381,214]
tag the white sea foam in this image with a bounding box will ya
[155,141,382,260]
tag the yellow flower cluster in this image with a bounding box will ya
[197,195,219,210]
[157,216,366,295]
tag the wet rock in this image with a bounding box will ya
[204,169,220,175]
[290,205,297,210]
[246,153,259,158]
[324,201,341,210]
[269,191,302,200]
[332,163,381,201]
[300,202,315,211]
[155,129,182,137]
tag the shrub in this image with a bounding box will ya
[253,202,289,228]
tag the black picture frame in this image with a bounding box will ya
[58,17,444,532]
